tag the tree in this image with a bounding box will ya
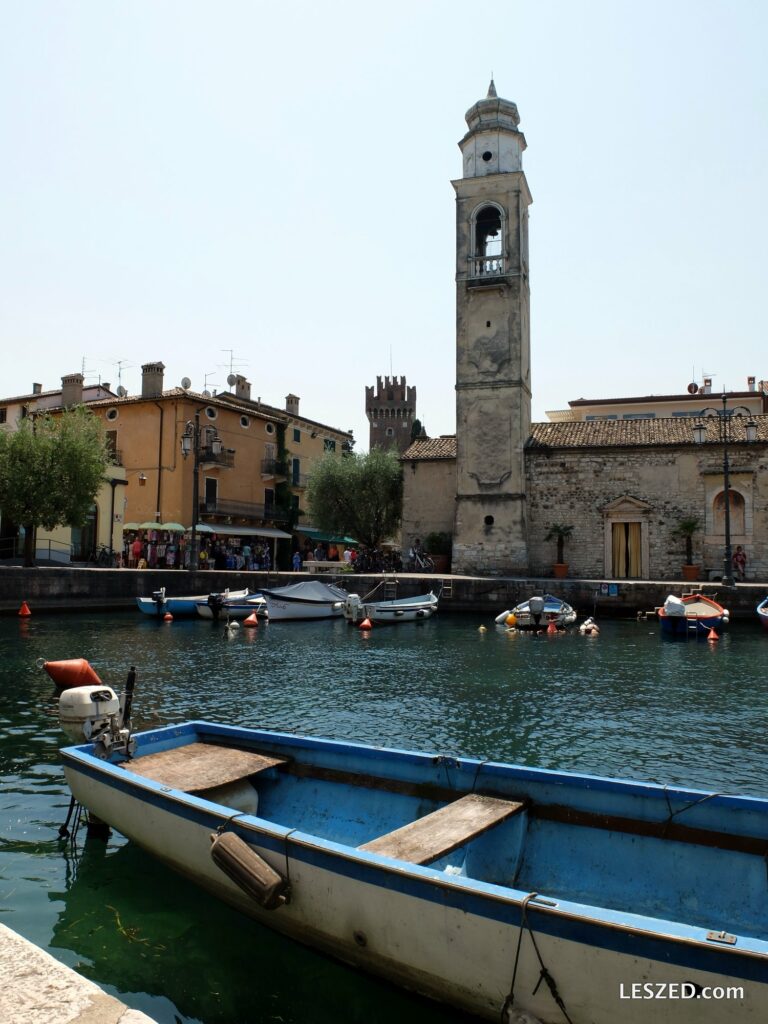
[544,522,574,564]
[0,408,111,566]
[673,516,702,565]
[306,448,403,549]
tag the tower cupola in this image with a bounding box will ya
[459,79,526,178]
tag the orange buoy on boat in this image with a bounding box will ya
[18,601,31,617]
[41,658,102,691]
[243,612,259,627]
[359,618,372,630]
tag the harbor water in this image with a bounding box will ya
[1,610,767,1023]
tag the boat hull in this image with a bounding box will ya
[344,592,438,624]
[261,582,347,621]
[195,597,267,620]
[658,594,728,637]
[757,599,768,632]
[61,723,768,1023]
[494,594,577,630]
[136,595,206,616]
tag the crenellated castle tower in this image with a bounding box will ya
[365,375,417,452]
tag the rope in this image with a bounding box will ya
[500,892,574,1024]
[215,811,247,835]
[662,787,719,835]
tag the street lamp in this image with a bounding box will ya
[180,411,223,570]
[692,394,757,586]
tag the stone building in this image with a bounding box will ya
[401,83,768,581]
[365,375,417,452]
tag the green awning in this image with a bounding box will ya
[298,527,358,546]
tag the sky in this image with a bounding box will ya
[1,1,766,449]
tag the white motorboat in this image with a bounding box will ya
[343,591,438,624]
[494,594,577,630]
[259,580,348,621]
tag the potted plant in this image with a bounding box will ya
[673,516,702,581]
[545,523,573,578]
[425,531,452,574]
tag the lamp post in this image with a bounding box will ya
[692,394,757,586]
[180,412,222,570]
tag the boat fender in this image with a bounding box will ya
[210,831,288,910]
[40,658,102,691]
[505,613,517,627]
[722,610,730,623]
[494,609,512,625]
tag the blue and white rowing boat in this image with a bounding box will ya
[195,592,267,620]
[59,700,768,1023]
[343,591,438,624]
[136,587,250,617]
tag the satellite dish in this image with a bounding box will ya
[227,374,237,387]
[181,377,191,390]
[116,385,127,398]
[687,382,699,395]
[202,389,211,398]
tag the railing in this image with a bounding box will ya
[291,473,309,488]
[468,256,505,278]
[261,459,288,477]
[200,498,290,523]
[200,449,235,469]
[107,449,123,466]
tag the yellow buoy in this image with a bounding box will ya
[505,613,517,626]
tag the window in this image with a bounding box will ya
[323,438,336,453]
[714,490,745,536]
[204,477,218,510]
[240,415,250,429]
[264,487,275,511]
[292,458,301,485]
[105,430,118,461]
[205,406,217,420]
[106,408,119,421]
[293,428,301,443]
[0,409,6,424]
[266,422,275,435]
[472,204,504,275]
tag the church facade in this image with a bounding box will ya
[401,84,768,581]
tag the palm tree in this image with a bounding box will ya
[545,523,574,564]
[673,516,701,565]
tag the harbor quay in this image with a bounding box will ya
[0,923,157,1024]
[0,565,763,619]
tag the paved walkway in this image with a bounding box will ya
[0,924,157,1024]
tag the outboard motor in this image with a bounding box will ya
[207,592,226,621]
[344,593,363,623]
[57,667,137,758]
[528,595,545,627]
[151,587,166,617]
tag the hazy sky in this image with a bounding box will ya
[1,2,766,448]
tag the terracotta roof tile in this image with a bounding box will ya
[527,415,768,449]
[401,437,457,460]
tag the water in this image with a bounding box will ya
[1,611,767,1023]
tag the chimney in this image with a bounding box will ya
[703,377,712,394]
[141,361,165,398]
[61,373,84,408]
[32,383,42,395]
[235,375,251,401]
[286,394,300,416]
[747,376,756,392]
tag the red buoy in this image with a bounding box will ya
[546,621,558,634]
[359,618,372,630]
[243,612,259,627]
[707,628,719,642]
[163,612,174,622]
[18,601,31,617]
[42,658,102,691]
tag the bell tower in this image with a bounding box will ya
[452,81,532,575]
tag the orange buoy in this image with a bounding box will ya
[163,612,174,622]
[18,601,31,617]
[359,617,372,630]
[546,621,558,634]
[707,628,719,642]
[42,658,102,691]
[243,612,259,627]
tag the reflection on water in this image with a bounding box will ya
[1,611,767,1023]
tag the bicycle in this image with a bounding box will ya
[90,546,116,567]
[408,550,434,573]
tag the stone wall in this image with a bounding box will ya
[400,458,455,554]
[526,444,768,580]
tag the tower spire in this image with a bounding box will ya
[487,78,497,98]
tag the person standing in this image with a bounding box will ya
[732,545,747,581]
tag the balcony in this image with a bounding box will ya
[200,498,290,524]
[467,255,507,286]
[200,448,235,470]
[261,458,288,478]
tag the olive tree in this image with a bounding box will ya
[306,448,403,549]
[0,408,111,566]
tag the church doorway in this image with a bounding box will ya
[611,522,642,578]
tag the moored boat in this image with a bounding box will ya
[757,596,768,631]
[195,592,267,620]
[260,580,347,621]
[343,591,438,624]
[58,686,768,1024]
[658,593,730,637]
[494,594,577,630]
[136,587,250,617]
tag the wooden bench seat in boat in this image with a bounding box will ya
[123,742,287,794]
[359,793,527,866]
